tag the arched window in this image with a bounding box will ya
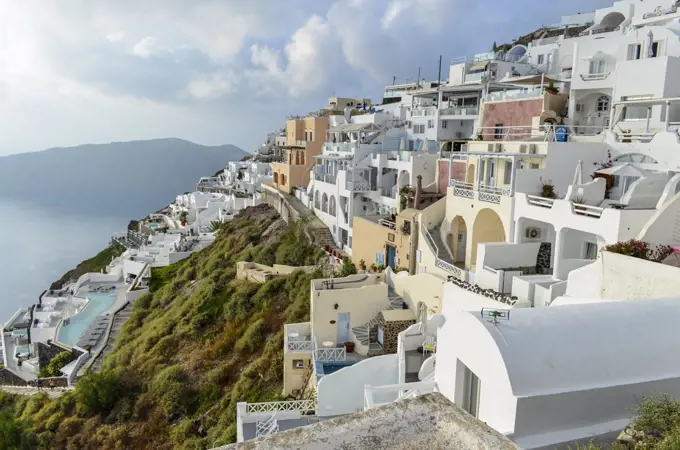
[322,193,329,213]
[300,152,305,165]
[597,95,610,112]
[273,172,279,184]
[314,191,320,209]
[329,196,336,217]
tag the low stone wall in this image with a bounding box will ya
[35,377,69,388]
[36,342,80,370]
[0,368,28,387]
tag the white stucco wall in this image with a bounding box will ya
[317,354,399,416]
[391,273,445,314]
[436,312,518,435]
[637,192,680,247]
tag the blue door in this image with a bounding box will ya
[337,312,350,344]
[387,246,397,269]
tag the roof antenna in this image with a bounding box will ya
[480,308,510,325]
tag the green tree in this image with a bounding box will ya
[339,258,357,277]
[0,410,24,450]
[39,351,73,378]
[75,371,121,416]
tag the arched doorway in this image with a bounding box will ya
[471,209,506,269]
[314,191,320,209]
[398,170,411,189]
[466,164,476,184]
[448,216,468,264]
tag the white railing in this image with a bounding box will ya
[478,191,501,204]
[572,203,604,218]
[526,195,556,208]
[346,180,374,192]
[423,227,466,281]
[245,399,316,414]
[364,379,438,410]
[479,184,512,196]
[286,340,314,352]
[256,415,279,437]
[643,5,677,19]
[381,186,397,199]
[580,72,611,81]
[485,88,543,102]
[475,125,556,142]
[315,346,346,362]
[412,107,437,117]
[439,106,479,116]
[378,219,396,230]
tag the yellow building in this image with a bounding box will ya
[351,209,418,271]
[271,115,330,194]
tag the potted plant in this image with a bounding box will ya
[544,81,559,95]
[540,179,557,199]
[344,341,355,353]
[369,263,377,273]
[358,259,367,272]
[572,196,588,215]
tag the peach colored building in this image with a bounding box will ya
[271,115,330,194]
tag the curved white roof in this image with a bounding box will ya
[469,298,680,397]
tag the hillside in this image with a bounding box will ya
[0,138,247,217]
[0,205,325,449]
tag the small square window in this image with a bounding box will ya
[293,359,305,369]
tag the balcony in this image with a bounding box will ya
[580,72,611,81]
[412,107,438,117]
[314,172,337,184]
[439,106,478,117]
[450,180,512,204]
[346,179,375,192]
[285,322,313,353]
[484,88,542,102]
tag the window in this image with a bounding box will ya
[427,120,435,129]
[537,54,544,65]
[531,163,540,169]
[503,161,512,184]
[494,124,503,139]
[413,124,425,134]
[375,252,385,266]
[309,131,314,142]
[584,242,598,260]
[388,233,395,242]
[597,96,610,112]
[589,59,607,74]
[627,43,642,60]
[293,359,305,369]
[650,41,660,58]
[408,140,415,151]
[442,120,448,129]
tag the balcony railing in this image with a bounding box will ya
[450,180,511,204]
[245,400,316,414]
[286,340,314,352]
[412,107,437,117]
[346,179,375,192]
[579,25,620,36]
[314,173,337,184]
[439,106,479,116]
[315,346,346,362]
[475,125,557,142]
[378,219,396,230]
[484,88,543,102]
[580,72,611,81]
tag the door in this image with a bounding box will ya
[456,232,466,263]
[386,245,397,269]
[337,312,350,344]
[486,160,495,186]
[462,365,481,418]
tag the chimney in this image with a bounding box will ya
[414,175,423,209]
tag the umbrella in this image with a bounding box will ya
[647,30,655,58]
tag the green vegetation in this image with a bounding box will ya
[50,244,124,290]
[38,352,73,378]
[4,205,324,449]
[339,258,357,277]
[604,239,673,263]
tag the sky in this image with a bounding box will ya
[0,0,613,156]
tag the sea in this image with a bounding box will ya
[0,198,126,323]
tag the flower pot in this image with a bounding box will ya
[344,342,355,353]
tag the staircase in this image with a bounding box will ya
[91,303,133,372]
[427,226,455,265]
[314,227,336,248]
[351,289,406,355]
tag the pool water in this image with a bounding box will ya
[57,290,116,346]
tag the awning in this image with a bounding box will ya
[328,123,381,133]
[468,61,490,72]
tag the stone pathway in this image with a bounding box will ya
[0,385,73,398]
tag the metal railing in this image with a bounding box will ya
[572,203,604,218]
[580,72,611,81]
[346,179,375,192]
[579,25,620,36]
[526,195,556,208]
[245,399,316,414]
[439,106,479,116]
[475,125,557,142]
[256,415,279,437]
[423,227,466,280]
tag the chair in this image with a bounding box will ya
[423,336,436,356]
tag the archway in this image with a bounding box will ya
[322,193,329,213]
[448,216,468,264]
[273,172,279,184]
[470,209,506,269]
[599,12,625,29]
[398,170,411,189]
[314,191,320,209]
[466,164,476,184]
[329,196,337,217]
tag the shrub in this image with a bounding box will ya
[339,258,357,277]
[40,351,73,378]
[540,179,557,199]
[75,372,122,416]
[604,239,672,263]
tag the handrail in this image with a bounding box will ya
[286,340,314,352]
[256,415,279,437]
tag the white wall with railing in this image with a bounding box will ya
[364,378,437,410]
[316,354,398,416]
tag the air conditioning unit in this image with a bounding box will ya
[494,143,503,153]
[525,227,542,240]
[529,144,538,154]
[519,144,528,154]
[487,143,494,152]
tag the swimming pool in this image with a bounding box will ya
[56,290,116,347]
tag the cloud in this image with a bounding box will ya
[0,0,615,155]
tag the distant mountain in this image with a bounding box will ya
[0,138,247,217]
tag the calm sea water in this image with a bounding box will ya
[0,199,125,323]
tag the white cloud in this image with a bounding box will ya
[106,31,126,43]
[0,0,617,155]
[132,36,163,58]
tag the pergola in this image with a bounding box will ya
[326,123,382,143]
